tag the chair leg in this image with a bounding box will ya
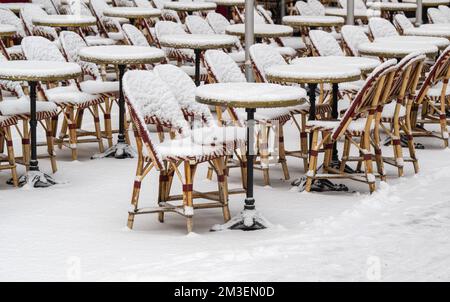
[22,120,30,171]
[58,113,68,149]
[214,158,230,222]
[5,127,18,187]
[278,125,290,181]
[183,161,195,233]
[362,132,376,193]
[322,132,332,173]
[65,107,78,161]
[104,99,113,148]
[300,113,308,172]
[259,123,270,186]
[127,153,144,229]
[92,104,105,153]
[158,170,167,223]
[45,119,57,173]
[340,135,351,173]
[305,130,319,192]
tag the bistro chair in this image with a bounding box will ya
[90,0,127,42]
[20,6,59,41]
[368,17,399,39]
[124,69,239,233]
[428,7,449,24]
[305,59,398,193]
[341,25,372,57]
[0,8,26,60]
[438,5,450,22]
[21,36,106,160]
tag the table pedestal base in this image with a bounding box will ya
[211,208,271,231]
[91,142,136,159]
[11,171,58,188]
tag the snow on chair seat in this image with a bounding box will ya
[427,82,450,97]
[0,97,58,120]
[44,86,104,107]
[306,118,375,134]
[0,115,17,127]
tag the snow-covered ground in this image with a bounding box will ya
[1,111,449,282]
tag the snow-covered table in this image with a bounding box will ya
[163,1,217,16]
[282,15,345,28]
[402,0,450,6]
[225,24,293,42]
[291,56,380,74]
[0,3,43,14]
[159,34,237,86]
[358,41,439,59]
[403,27,450,39]
[0,60,82,188]
[78,46,165,159]
[367,2,417,20]
[266,63,361,186]
[32,15,97,30]
[196,82,306,230]
[324,8,371,20]
[206,0,245,6]
[375,36,449,50]
[103,7,162,20]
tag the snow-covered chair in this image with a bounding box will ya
[413,46,450,148]
[0,53,59,173]
[0,9,25,60]
[21,36,106,160]
[185,15,214,34]
[309,29,344,56]
[90,0,126,42]
[378,52,425,176]
[122,23,152,47]
[152,0,182,24]
[428,7,449,24]
[341,25,371,56]
[295,1,316,16]
[123,69,236,233]
[393,13,415,34]
[20,5,58,41]
[204,49,294,184]
[368,17,399,39]
[307,0,325,16]
[0,114,18,186]
[206,11,230,35]
[32,0,58,14]
[59,30,120,147]
[304,59,398,193]
[438,5,450,22]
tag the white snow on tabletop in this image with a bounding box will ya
[420,24,450,30]
[0,24,16,34]
[204,50,246,83]
[205,0,245,5]
[367,3,417,10]
[78,46,165,63]
[158,34,237,49]
[226,24,293,37]
[291,56,380,73]
[103,7,162,18]
[402,0,449,3]
[163,1,217,11]
[325,7,370,18]
[375,36,449,49]
[266,64,361,82]
[196,83,306,106]
[403,27,450,39]
[32,15,97,26]
[0,61,81,80]
[358,42,438,56]
[282,15,345,25]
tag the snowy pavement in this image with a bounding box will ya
[0,114,449,281]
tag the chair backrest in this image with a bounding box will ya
[0,53,24,97]
[249,43,287,82]
[21,36,65,62]
[90,0,109,20]
[338,0,366,10]
[295,1,315,16]
[428,7,449,24]
[32,0,58,15]
[124,70,189,169]
[153,64,213,125]
[438,5,450,22]
[204,50,246,83]
[0,8,26,38]
[309,30,344,56]
[122,24,150,46]
[153,0,182,23]
[307,0,325,16]
[20,5,58,40]
[67,1,93,16]
[393,14,414,33]
[59,31,102,80]
[368,17,399,39]
[341,25,370,56]
[256,5,274,24]
[155,20,186,39]
[135,0,153,8]
[206,12,230,34]
[185,15,214,34]
[332,59,398,140]
[416,45,450,103]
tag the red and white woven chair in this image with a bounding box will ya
[124,69,239,233]
[90,0,126,43]
[20,5,59,41]
[0,8,26,60]
[341,25,372,57]
[428,7,449,24]
[21,36,106,160]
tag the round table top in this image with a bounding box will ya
[402,0,450,6]
[78,46,165,65]
[266,64,361,84]
[206,0,245,6]
[103,7,162,19]
[291,56,380,73]
[324,7,369,19]
[376,36,449,50]
[367,2,417,11]
[358,41,439,58]
[196,83,307,108]
[0,3,43,13]
[0,60,81,82]
[282,15,345,27]
[404,27,450,39]
[159,34,238,50]
[163,1,217,12]
[420,24,450,30]
[32,15,97,27]
[0,24,16,37]
[226,24,293,38]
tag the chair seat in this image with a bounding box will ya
[306,118,374,134]
[0,114,17,127]
[381,102,406,121]
[427,82,450,97]
[45,86,104,107]
[288,102,311,114]
[84,36,117,46]
[80,80,119,94]
[156,137,226,162]
[107,32,125,41]
[276,46,297,58]
[0,97,58,120]
[228,50,245,64]
[180,65,208,77]
[279,37,306,50]
[191,125,246,146]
